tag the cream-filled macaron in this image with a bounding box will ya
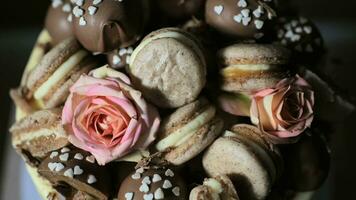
[219,43,290,94]
[155,98,223,165]
[127,28,207,108]
[203,124,283,200]
[189,175,240,200]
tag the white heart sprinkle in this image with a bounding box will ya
[136,167,144,174]
[304,26,312,34]
[125,192,134,200]
[142,176,151,185]
[74,153,84,160]
[64,168,74,178]
[73,6,84,18]
[295,27,303,33]
[139,183,150,193]
[52,0,63,8]
[242,17,251,26]
[113,55,121,65]
[152,174,162,183]
[291,34,301,42]
[67,14,73,22]
[291,20,299,27]
[165,169,174,177]
[61,147,70,153]
[87,174,97,184]
[48,162,57,171]
[241,9,250,18]
[214,5,224,15]
[126,55,131,64]
[233,14,243,23]
[172,187,180,196]
[74,165,84,175]
[237,0,247,8]
[119,48,127,56]
[93,0,102,5]
[79,17,87,26]
[62,3,71,12]
[59,153,69,162]
[127,47,133,54]
[50,152,59,159]
[254,20,264,29]
[76,0,84,6]
[162,180,172,189]
[131,173,141,180]
[86,155,95,163]
[143,193,153,200]
[154,188,164,199]
[285,30,294,38]
[88,6,97,15]
[55,163,65,172]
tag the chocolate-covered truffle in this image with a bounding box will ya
[72,0,148,53]
[106,46,134,69]
[281,133,330,191]
[118,166,187,200]
[38,147,111,200]
[45,0,74,45]
[205,0,277,39]
[275,16,325,65]
[156,0,205,20]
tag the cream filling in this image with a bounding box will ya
[156,106,216,151]
[26,164,60,200]
[34,50,88,100]
[204,178,223,200]
[117,150,150,162]
[129,30,206,68]
[24,30,51,72]
[222,64,276,75]
[12,127,67,147]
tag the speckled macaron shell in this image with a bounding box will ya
[128,28,206,108]
[218,43,290,93]
[24,37,97,109]
[202,124,283,200]
[10,108,69,159]
[156,98,224,165]
[38,147,111,200]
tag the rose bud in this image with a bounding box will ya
[62,66,160,165]
[250,75,315,144]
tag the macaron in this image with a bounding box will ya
[218,43,290,93]
[23,37,100,110]
[280,133,330,192]
[127,28,207,108]
[155,98,223,165]
[189,175,240,200]
[117,166,187,200]
[10,108,69,159]
[38,147,111,200]
[203,124,283,200]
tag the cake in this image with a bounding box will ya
[8,0,354,199]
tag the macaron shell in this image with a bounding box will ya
[25,37,81,98]
[218,44,291,65]
[214,175,240,200]
[164,117,223,165]
[189,185,211,200]
[203,137,272,200]
[129,28,206,108]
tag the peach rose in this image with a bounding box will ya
[62,66,160,165]
[250,75,314,143]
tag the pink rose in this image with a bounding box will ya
[62,66,160,165]
[250,75,314,143]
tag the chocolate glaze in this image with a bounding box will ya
[45,0,74,45]
[156,0,205,20]
[72,0,148,53]
[274,16,325,66]
[205,0,277,40]
[118,166,187,200]
[38,147,112,200]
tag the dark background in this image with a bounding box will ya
[1,0,356,199]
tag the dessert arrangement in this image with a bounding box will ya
[8,0,355,200]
